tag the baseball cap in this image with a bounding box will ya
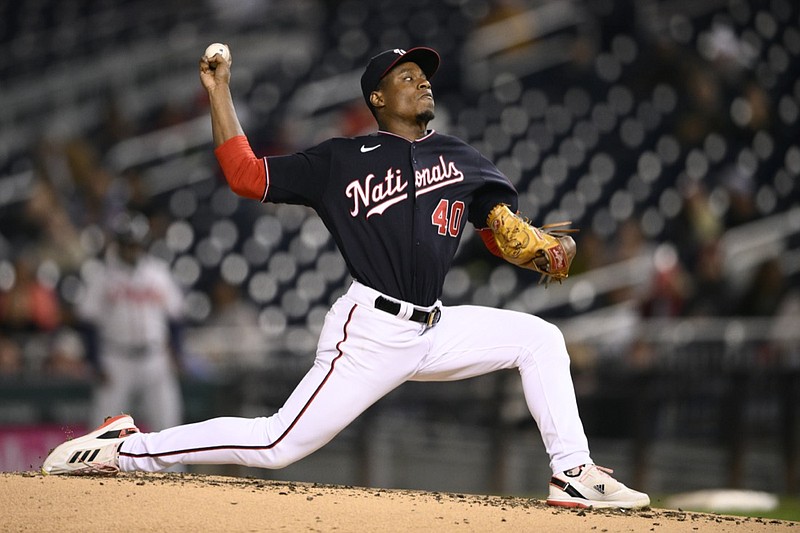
[110,211,150,246]
[360,47,440,107]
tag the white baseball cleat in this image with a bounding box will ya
[41,414,139,475]
[546,464,650,509]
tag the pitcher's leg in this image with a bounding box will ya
[119,303,421,472]
[414,305,591,473]
[514,318,591,473]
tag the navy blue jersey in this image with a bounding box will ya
[264,130,517,306]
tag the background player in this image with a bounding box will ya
[76,212,185,433]
[43,45,649,510]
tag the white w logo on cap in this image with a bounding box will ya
[393,49,407,55]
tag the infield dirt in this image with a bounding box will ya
[1,472,795,532]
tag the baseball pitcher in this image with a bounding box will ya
[43,46,649,509]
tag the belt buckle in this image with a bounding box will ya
[426,307,441,327]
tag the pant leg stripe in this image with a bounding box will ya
[120,303,359,459]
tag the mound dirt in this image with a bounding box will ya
[1,472,794,532]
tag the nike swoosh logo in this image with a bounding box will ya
[360,144,381,153]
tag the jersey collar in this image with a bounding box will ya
[377,129,436,142]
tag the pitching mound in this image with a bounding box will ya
[1,472,794,532]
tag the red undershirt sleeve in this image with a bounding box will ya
[478,228,503,258]
[213,135,268,201]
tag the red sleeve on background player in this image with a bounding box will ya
[478,228,503,258]
[214,135,267,201]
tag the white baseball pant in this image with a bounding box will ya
[118,280,591,474]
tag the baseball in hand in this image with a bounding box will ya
[204,43,231,65]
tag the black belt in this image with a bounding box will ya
[374,296,441,327]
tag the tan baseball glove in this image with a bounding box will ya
[485,204,578,285]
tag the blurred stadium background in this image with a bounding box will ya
[0,0,798,501]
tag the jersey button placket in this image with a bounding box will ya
[410,143,421,265]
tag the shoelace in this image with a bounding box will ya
[74,443,123,475]
[590,465,615,477]
[73,461,119,475]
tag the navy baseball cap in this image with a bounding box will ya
[360,47,440,107]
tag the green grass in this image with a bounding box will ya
[729,497,800,522]
[658,496,800,523]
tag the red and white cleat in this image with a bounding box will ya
[547,464,650,509]
[42,414,139,475]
